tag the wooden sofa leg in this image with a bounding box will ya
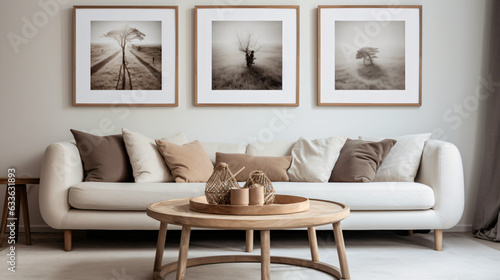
[408,230,414,236]
[434,229,443,251]
[64,230,72,251]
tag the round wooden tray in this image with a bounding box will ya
[189,194,309,215]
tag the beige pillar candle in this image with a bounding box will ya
[249,184,265,206]
[231,188,249,206]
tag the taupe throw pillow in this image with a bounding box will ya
[70,129,133,182]
[216,153,292,182]
[155,140,214,183]
[330,138,396,182]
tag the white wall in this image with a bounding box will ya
[0,0,492,232]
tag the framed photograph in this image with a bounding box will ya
[318,6,422,106]
[195,6,299,106]
[73,6,178,106]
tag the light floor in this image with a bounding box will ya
[1,230,499,280]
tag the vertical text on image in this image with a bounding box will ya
[6,168,16,272]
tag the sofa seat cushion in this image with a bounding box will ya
[69,181,434,211]
[272,182,435,210]
[273,182,434,211]
[69,182,207,210]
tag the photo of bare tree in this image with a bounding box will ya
[212,21,282,90]
[335,21,405,90]
[90,21,162,90]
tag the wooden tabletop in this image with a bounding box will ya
[0,177,40,185]
[147,198,350,230]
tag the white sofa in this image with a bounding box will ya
[39,139,464,251]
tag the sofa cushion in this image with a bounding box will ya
[70,129,133,182]
[68,182,434,211]
[246,141,296,156]
[122,128,188,183]
[215,153,292,182]
[359,133,431,182]
[201,142,246,164]
[155,140,214,183]
[287,136,347,182]
[330,139,396,182]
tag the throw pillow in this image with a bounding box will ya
[359,133,431,182]
[155,140,214,183]
[70,129,133,182]
[122,128,188,183]
[215,153,292,182]
[330,138,396,182]
[287,136,347,182]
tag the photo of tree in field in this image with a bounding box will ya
[335,21,405,90]
[90,21,162,90]
[212,21,282,90]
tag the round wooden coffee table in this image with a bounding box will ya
[147,198,351,280]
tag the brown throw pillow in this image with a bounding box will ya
[216,153,292,182]
[329,138,396,182]
[155,140,214,183]
[70,129,133,182]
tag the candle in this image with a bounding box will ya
[249,184,265,206]
[230,188,249,206]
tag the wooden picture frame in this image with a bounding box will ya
[73,6,178,107]
[318,5,422,106]
[195,6,299,107]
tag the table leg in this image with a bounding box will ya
[0,187,9,245]
[154,223,168,272]
[14,187,20,243]
[333,222,350,280]
[260,230,271,280]
[176,226,191,280]
[246,230,254,252]
[307,227,320,262]
[19,185,31,245]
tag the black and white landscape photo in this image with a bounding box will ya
[335,21,405,90]
[90,21,162,90]
[212,21,282,90]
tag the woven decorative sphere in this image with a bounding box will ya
[205,162,239,205]
[243,170,275,205]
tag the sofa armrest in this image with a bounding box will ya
[415,139,464,229]
[39,142,84,229]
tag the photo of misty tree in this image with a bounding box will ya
[90,21,162,90]
[335,21,405,90]
[212,21,282,90]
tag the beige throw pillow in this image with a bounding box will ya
[359,133,431,182]
[155,140,214,183]
[330,139,396,182]
[287,136,347,182]
[122,128,187,183]
[216,153,292,182]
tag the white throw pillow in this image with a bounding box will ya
[122,128,187,183]
[246,141,296,156]
[287,136,347,182]
[359,133,431,182]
